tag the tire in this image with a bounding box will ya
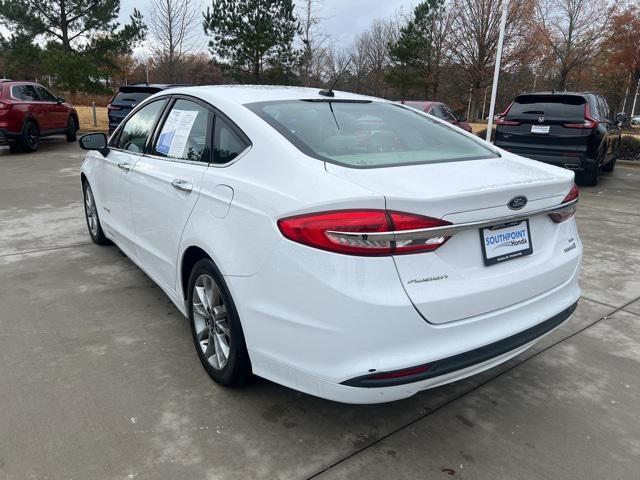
[83,181,110,245]
[66,116,77,142]
[602,157,616,173]
[188,258,251,386]
[18,121,39,152]
[578,164,600,186]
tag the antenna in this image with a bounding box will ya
[319,57,353,97]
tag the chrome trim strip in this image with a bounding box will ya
[326,198,578,243]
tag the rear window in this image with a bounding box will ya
[246,100,497,168]
[508,95,586,120]
[112,91,155,105]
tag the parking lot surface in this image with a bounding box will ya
[1,139,639,479]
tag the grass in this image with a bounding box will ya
[76,106,108,132]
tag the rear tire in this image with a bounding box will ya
[602,157,616,173]
[578,165,600,186]
[18,121,39,152]
[66,117,77,142]
[188,258,251,387]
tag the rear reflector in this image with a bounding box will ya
[367,365,431,380]
[549,184,579,223]
[278,210,452,256]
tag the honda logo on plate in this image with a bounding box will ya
[508,196,528,210]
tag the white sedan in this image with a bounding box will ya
[79,86,582,404]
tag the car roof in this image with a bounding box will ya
[155,85,380,105]
[517,91,596,99]
[399,100,439,111]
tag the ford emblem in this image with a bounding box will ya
[508,196,528,210]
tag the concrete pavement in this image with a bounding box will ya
[1,139,639,479]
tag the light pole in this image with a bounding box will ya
[486,0,509,142]
[632,75,640,117]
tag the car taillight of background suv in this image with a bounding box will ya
[494,92,626,186]
[0,79,79,153]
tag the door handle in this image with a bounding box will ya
[117,162,131,172]
[171,179,193,193]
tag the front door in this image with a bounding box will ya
[34,85,67,129]
[129,97,212,291]
[97,99,168,255]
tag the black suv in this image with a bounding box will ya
[494,92,626,186]
[107,84,188,134]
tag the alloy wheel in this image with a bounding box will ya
[84,186,98,237]
[192,274,231,370]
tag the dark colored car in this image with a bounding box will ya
[494,92,625,186]
[400,100,473,133]
[0,79,79,153]
[107,84,187,134]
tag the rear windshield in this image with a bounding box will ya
[112,91,155,105]
[508,95,586,120]
[246,100,497,168]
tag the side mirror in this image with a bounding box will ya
[458,115,468,123]
[56,96,65,104]
[615,112,627,125]
[79,133,108,153]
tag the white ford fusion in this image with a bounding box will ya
[79,86,582,404]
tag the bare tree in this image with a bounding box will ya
[537,0,611,90]
[149,0,201,83]
[449,0,535,120]
[298,0,331,86]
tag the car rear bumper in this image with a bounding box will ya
[496,146,596,171]
[228,227,582,404]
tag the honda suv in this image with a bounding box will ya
[494,92,625,186]
[0,80,79,153]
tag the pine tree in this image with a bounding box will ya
[203,0,299,83]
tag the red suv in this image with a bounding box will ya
[0,80,79,153]
[399,100,473,133]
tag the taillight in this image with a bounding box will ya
[564,104,598,129]
[496,101,520,125]
[107,104,121,111]
[549,184,579,223]
[277,210,452,256]
[0,101,12,110]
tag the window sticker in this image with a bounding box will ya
[156,109,199,158]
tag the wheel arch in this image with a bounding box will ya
[22,115,40,132]
[180,245,214,302]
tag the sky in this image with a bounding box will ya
[119,0,415,57]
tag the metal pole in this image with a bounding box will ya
[486,0,509,142]
[621,72,631,114]
[467,87,472,120]
[92,102,97,127]
[481,86,488,121]
[533,73,538,91]
[631,76,640,117]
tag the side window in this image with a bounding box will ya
[18,85,40,101]
[11,86,23,100]
[35,86,57,102]
[213,115,250,164]
[599,97,611,121]
[442,106,457,122]
[153,99,211,162]
[115,100,166,153]
[429,105,446,120]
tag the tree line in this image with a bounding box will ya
[1,0,639,119]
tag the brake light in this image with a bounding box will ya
[495,101,520,125]
[549,184,579,223]
[564,104,598,129]
[277,210,452,256]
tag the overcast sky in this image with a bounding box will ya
[119,0,415,57]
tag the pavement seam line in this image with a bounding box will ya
[0,242,93,258]
[304,295,640,480]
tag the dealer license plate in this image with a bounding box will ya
[480,220,533,266]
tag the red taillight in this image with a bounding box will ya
[277,210,452,256]
[107,104,121,111]
[549,184,579,223]
[564,104,598,129]
[496,101,520,125]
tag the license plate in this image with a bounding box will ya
[531,125,550,134]
[480,220,533,266]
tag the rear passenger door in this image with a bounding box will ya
[129,97,212,291]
